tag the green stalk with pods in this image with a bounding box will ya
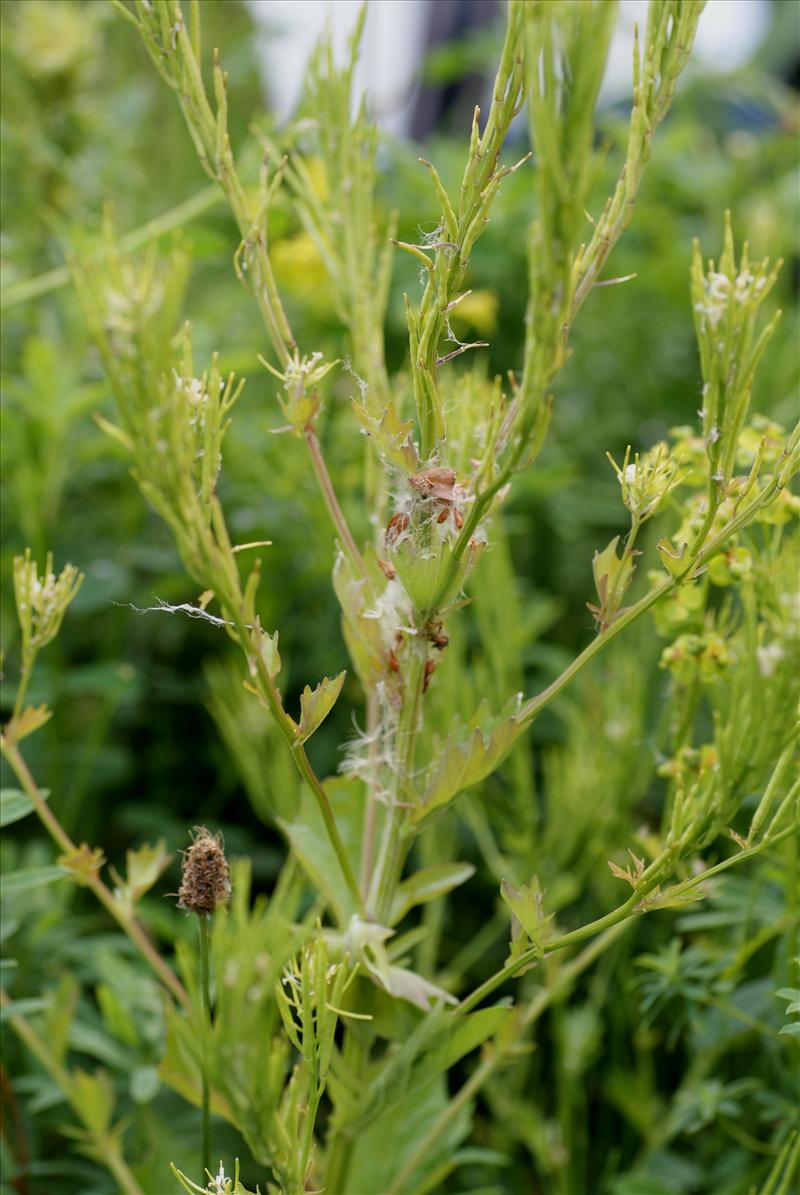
[3,2,798,1192]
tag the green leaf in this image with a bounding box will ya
[657,537,688,577]
[412,696,522,825]
[589,534,637,625]
[501,877,554,964]
[0,787,50,828]
[46,974,79,1063]
[97,982,139,1048]
[347,1075,472,1195]
[68,1069,115,1137]
[278,777,364,924]
[7,704,52,742]
[393,538,470,616]
[0,865,66,896]
[412,1006,511,1088]
[129,1064,160,1104]
[297,670,346,743]
[345,1003,511,1137]
[0,997,47,1022]
[110,838,172,914]
[332,549,399,690]
[390,862,476,925]
[776,987,800,1037]
[68,1021,131,1069]
[158,1004,236,1123]
[0,920,19,944]
[352,399,419,473]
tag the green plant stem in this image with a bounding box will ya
[569,3,705,318]
[10,662,32,726]
[459,824,797,1016]
[517,455,798,730]
[0,735,191,1011]
[299,1082,322,1195]
[0,183,221,311]
[239,620,363,912]
[421,406,548,624]
[410,0,524,459]
[759,1129,800,1195]
[401,407,789,920]
[387,920,633,1195]
[324,1018,369,1192]
[0,990,144,1195]
[360,690,380,895]
[694,993,784,1042]
[305,426,364,572]
[368,646,427,921]
[297,748,361,910]
[519,576,673,726]
[197,914,212,1180]
[457,892,645,1016]
[689,483,721,557]
[787,823,799,991]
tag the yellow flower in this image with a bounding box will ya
[12,0,103,80]
[304,157,329,202]
[271,232,330,309]
[450,289,499,336]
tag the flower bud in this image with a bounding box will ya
[177,827,230,915]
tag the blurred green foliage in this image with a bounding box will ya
[1,1,798,1192]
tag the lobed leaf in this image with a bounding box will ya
[297,670,346,743]
[412,696,523,825]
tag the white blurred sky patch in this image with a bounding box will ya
[603,0,771,101]
[246,0,771,134]
[246,0,428,133]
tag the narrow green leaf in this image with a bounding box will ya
[0,787,51,828]
[0,865,66,896]
[278,778,363,924]
[68,1069,115,1137]
[0,997,47,1022]
[390,862,476,925]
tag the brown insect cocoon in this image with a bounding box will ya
[436,507,449,524]
[177,827,231,916]
[424,466,456,487]
[410,467,457,501]
[378,558,397,580]
[453,508,464,529]
[426,619,449,649]
[423,657,436,693]
[385,511,410,546]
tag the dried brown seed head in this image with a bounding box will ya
[177,826,231,915]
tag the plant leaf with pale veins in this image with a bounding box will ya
[297,670,346,743]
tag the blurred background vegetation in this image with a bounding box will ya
[1,2,798,1192]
